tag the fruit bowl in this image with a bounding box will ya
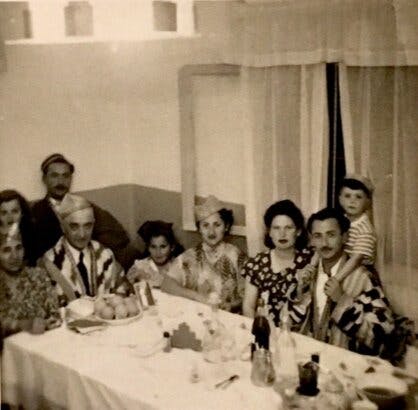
[67,294,143,326]
[92,294,143,325]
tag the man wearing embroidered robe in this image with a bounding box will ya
[41,194,128,307]
[297,208,394,355]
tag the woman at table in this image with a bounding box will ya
[242,200,314,330]
[0,189,38,265]
[162,195,246,313]
[0,223,61,341]
[126,220,184,288]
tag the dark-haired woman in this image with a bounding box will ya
[242,200,314,329]
[127,220,184,288]
[162,196,246,313]
[0,190,38,266]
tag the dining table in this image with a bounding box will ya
[1,290,417,410]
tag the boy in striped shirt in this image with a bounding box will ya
[334,174,377,283]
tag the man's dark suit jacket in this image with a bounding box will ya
[32,197,140,269]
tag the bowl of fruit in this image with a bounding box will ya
[93,294,142,325]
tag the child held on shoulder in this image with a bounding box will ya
[303,174,377,287]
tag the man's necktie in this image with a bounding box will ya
[77,251,91,296]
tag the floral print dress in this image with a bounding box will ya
[0,266,61,337]
[241,248,314,329]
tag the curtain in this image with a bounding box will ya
[224,0,418,67]
[340,64,418,325]
[242,64,329,255]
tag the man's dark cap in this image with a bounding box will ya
[41,153,74,175]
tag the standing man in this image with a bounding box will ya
[300,208,394,355]
[32,153,140,269]
[41,194,128,306]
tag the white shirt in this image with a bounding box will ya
[315,257,343,318]
[66,240,92,279]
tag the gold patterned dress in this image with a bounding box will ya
[167,242,247,312]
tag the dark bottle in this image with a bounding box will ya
[251,298,271,350]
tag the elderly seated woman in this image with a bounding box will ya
[0,223,61,341]
[162,195,247,312]
[127,220,184,288]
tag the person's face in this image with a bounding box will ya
[338,187,369,218]
[0,199,22,228]
[199,212,226,248]
[0,237,24,274]
[269,215,300,251]
[310,218,345,262]
[148,235,173,266]
[61,208,94,250]
[43,162,73,200]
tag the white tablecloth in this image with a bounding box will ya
[1,291,389,410]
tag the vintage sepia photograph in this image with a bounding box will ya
[0,0,417,408]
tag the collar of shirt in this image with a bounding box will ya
[65,240,92,273]
[48,196,62,209]
[318,256,344,278]
[315,256,344,318]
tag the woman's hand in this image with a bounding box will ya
[30,317,46,335]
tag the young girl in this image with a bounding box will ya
[127,220,184,288]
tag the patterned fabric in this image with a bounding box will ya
[42,237,126,307]
[167,242,246,312]
[241,248,314,328]
[0,266,61,332]
[345,213,376,265]
[295,254,396,357]
[127,257,174,288]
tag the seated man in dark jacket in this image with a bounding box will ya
[32,153,140,269]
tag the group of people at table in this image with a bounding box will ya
[0,153,414,365]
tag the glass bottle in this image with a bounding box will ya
[251,348,276,387]
[251,298,271,350]
[202,293,223,363]
[274,306,298,388]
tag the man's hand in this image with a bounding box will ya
[296,264,316,286]
[324,277,343,302]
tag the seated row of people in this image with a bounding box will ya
[0,168,413,363]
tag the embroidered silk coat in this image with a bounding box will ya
[41,237,126,307]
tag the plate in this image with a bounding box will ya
[92,311,143,326]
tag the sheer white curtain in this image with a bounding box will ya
[222,0,418,270]
[241,65,328,255]
[340,64,418,326]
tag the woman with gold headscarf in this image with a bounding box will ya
[162,196,246,313]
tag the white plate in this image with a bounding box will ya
[92,311,143,326]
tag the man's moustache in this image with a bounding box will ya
[320,247,333,252]
[55,185,68,190]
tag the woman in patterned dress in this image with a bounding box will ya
[162,196,246,312]
[242,200,314,329]
[0,224,61,341]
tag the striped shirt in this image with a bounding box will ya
[345,213,376,265]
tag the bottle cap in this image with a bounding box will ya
[311,354,319,363]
